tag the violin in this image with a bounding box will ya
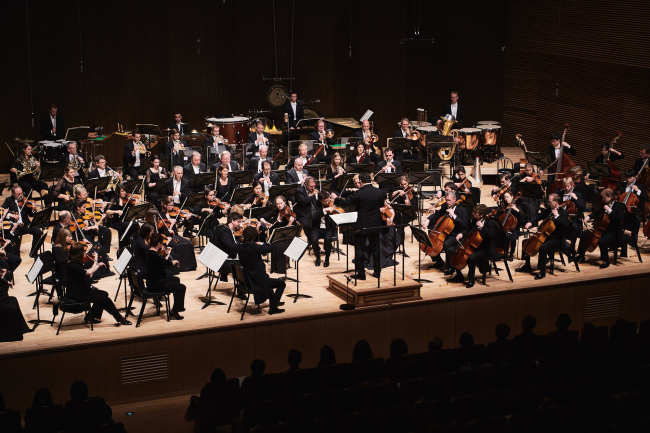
[208,198,227,209]
[522,217,556,257]
[321,197,344,214]
[168,206,195,219]
[234,218,262,237]
[253,193,268,207]
[380,194,395,225]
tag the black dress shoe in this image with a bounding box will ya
[448,274,465,283]
[116,318,132,326]
[323,259,330,268]
[431,259,445,269]
[269,307,285,315]
[516,264,532,273]
[599,262,610,269]
[276,301,285,307]
[171,311,184,320]
[236,292,247,300]
[576,254,586,263]
[465,280,475,288]
[352,273,366,280]
[444,267,455,276]
[84,317,101,324]
[315,256,321,267]
[534,272,546,280]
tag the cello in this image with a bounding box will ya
[548,124,575,194]
[522,217,556,257]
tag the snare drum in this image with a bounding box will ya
[477,124,501,147]
[459,128,481,151]
[209,116,250,144]
[39,140,65,163]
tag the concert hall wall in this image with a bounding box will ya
[1,0,506,169]
[503,0,650,172]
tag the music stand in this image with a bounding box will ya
[85,176,111,194]
[229,170,253,187]
[402,159,425,173]
[230,186,254,205]
[329,212,358,272]
[26,257,51,329]
[410,225,433,283]
[64,126,90,142]
[374,172,402,187]
[113,248,133,314]
[27,207,53,232]
[134,124,161,136]
[123,202,155,223]
[346,163,373,176]
[197,242,229,308]
[249,205,274,221]
[334,173,357,193]
[271,170,286,183]
[269,225,302,282]
[304,163,327,178]
[316,179,334,192]
[191,172,215,191]
[387,137,412,157]
[39,162,65,182]
[414,170,441,199]
[121,179,143,195]
[269,184,298,201]
[284,237,310,302]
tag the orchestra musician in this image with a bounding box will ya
[546,132,575,185]
[452,167,473,204]
[633,146,649,173]
[167,130,188,169]
[152,200,197,271]
[183,151,207,192]
[1,184,44,255]
[253,161,279,196]
[53,166,77,210]
[71,199,112,265]
[217,151,240,172]
[104,185,132,243]
[514,163,543,225]
[64,243,131,326]
[40,103,65,140]
[294,177,324,266]
[248,121,270,156]
[575,188,626,268]
[287,143,311,170]
[595,142,624,165]
[558,176,586,250]
[347,142,375,165]
[421,190,470,283]
[393,118,412,139]
[131,223,155,275]
[309,119,332,163]
[282,91,304,129]
[237,226,286,314]
[145,156,168,204]
[51,211,72,247]
[353,120,380,164]
[375,147,401,175]
[0,267,32,341]
[516,193,571,280]
[286,157,308,185]
[211,213,243,293]
[87,154,120,201]
[491,173,515,205]
[10,144,48,196]
[144,233,187,320]
[248,145,277,173]
[169,112,191,136]
[331,174,389,280]
[619,169,647,256]
[462,204,503,288]
[326,153,346,181]
[243,183,270,209]
[65,142,86,183]
[495,190,525,260]
[440,90,463,127]
[215,165,234,204]
[260,195,296,274]
[165,166,190,205]
[123,131,147,180]
[204,124,228,162]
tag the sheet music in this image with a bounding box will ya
[360,109,374,122]
[113,249,132,275]
[198,242,229,274]
[26,257,44,284]
[284,237,308,261]
[329,211,358,226]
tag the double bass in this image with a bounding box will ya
[548,124,575,194]
[601,131,623,190]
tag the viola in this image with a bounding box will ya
[234,218,262,237]
[522,217,556,257]
[68,218,87,232]
[168,206,194,219]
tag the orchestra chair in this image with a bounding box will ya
[612,241,642,265]
[53,284,93,335]
[228,262,260,321]
[549,242,580,274]
[37,250,62,302]
[489,233,513,283]
[126,268,171,327]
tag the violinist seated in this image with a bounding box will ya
[248,121,270,157]
[558,176,586,248]
[243,183,270,210]
[104,185,134,242]
[167,130,188,168]
[452,167,476,206]
[186,188,224,238]
[491,173,515,205]
[123,131,147,180]
[65,141,87,183]
[248,145,277,174]
[145,156,168,205]
[165,166,190,206]
[287,143,311,171]
[391,175,418,244]
[286,157,309,185]
[495,191,525,260]
[183,152,207,193]
[64,242,131,326]
[131,223,154,276]
[347,142,378,165]
[253,161,279,196]
[52,211,71,249]
[516,193,571,279]
[210,213,243,292]
[309,119,332,164]
[145,204,197,272]
[2,184,44,255]
[0,228,21,274]
[52,229,73,298]
[71,200,112,274]
[144,233,187,320]
[214,165,234,205]
[421,190,470,283]
[546,132,575,184]
[575,188,626,268]
[460,204,503,288]
[237,226,286,315]
[618,169,647,256]
[260,195,296,275]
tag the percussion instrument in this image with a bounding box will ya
[458,128,481,151]
[39,140,66,163]
[411,120,432,128]
[416,125,438,135]
[206,117,249,144]
[477,124,501,147]
[475,121,501,126]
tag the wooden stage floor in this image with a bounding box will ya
[2,184,649,358]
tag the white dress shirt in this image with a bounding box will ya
[290,101,297,119]
[173,179,181,203]
[192,164,200,174]
[97,168,107,177]
[450,103,458,119]
[50,115,57,131]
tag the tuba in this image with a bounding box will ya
[436,114,460,161]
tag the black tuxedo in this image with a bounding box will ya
[253,172,279,195]
[441,103,463,125]
[237,242,285,307]
[167,138,188,167]
[204,135,228,156]
[164,178,190,204]
[247,132,270,155]
[282,100,304,128]
[183,163,207,192]
[40,114,65,140]
[293,186,318,228]
[285,168,307,185]
[169,122,191,135]
[2,196,42,253]
[393,128,411,139]
[375,159,402,174]
[466,218,504,283]
[248,156,277,173]
[213,160,240,172]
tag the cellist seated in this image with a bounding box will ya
[421,190,470,283]
[575,188,625,268]
[516,193,571,280]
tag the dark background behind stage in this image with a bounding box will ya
[2,0,649,172]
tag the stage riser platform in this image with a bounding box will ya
[2,271,648,411]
